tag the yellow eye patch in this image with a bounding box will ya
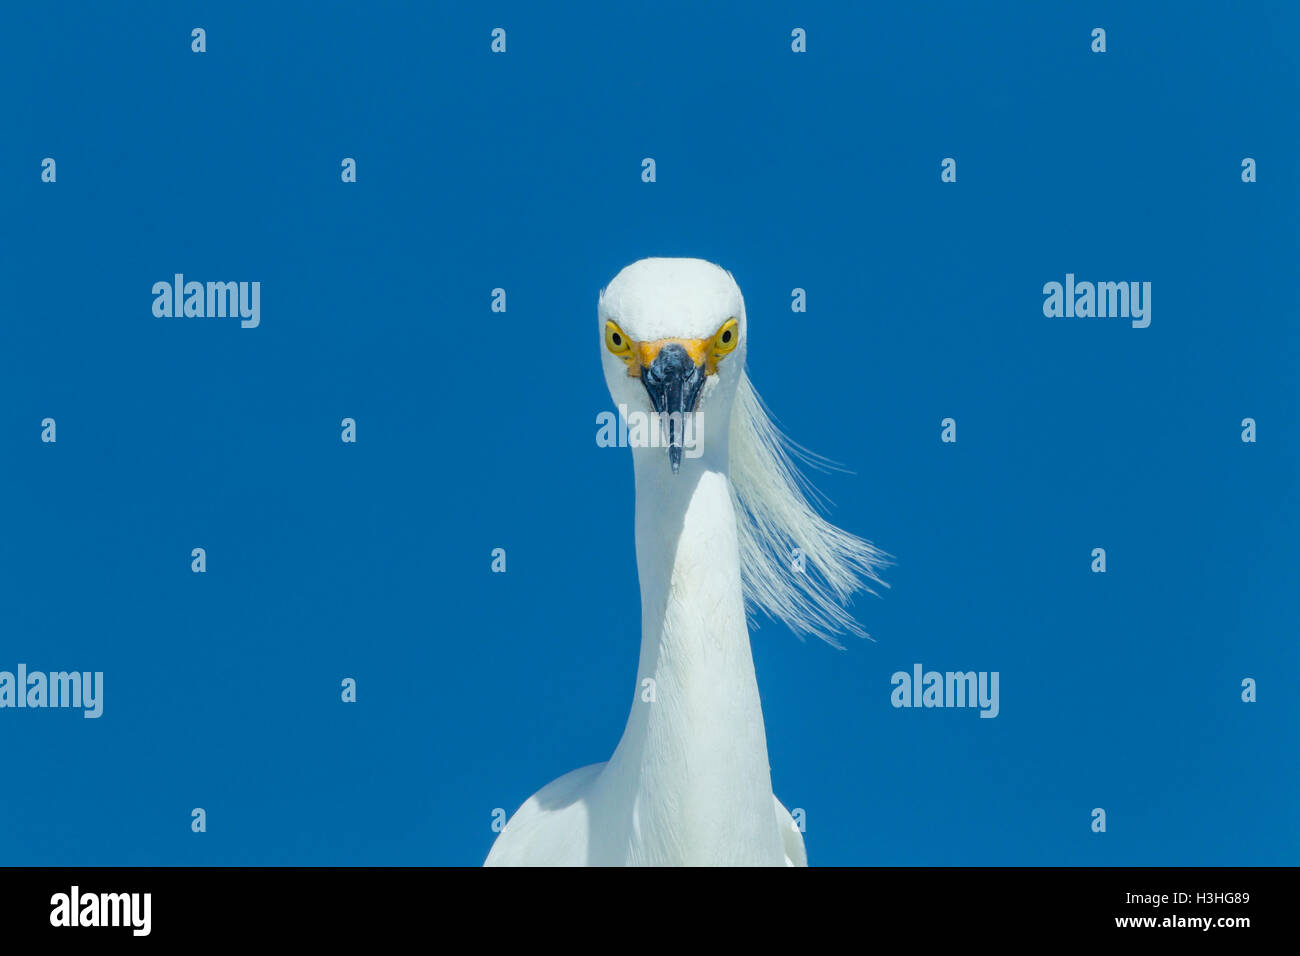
[604,318,739,377]
[605,321,634,360]
[710,318,739,367]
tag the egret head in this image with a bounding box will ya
[598,258,747,472]
[596,257,889,643]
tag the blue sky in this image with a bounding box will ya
[1,1,1296,865]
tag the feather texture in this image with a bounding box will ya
[728,372,890,647]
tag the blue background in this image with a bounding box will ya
[1,1,1296,866]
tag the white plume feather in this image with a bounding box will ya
[728,372,890,647]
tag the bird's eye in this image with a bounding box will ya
[712,318,740,358]
[605,321,634,362]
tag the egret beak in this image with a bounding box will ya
[640,342,706,473]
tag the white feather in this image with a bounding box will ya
[728,371,890,647]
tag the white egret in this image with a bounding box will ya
[486,258,887,866]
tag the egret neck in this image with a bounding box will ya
[599,439,785,865]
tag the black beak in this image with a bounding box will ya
[641,342,706,473]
